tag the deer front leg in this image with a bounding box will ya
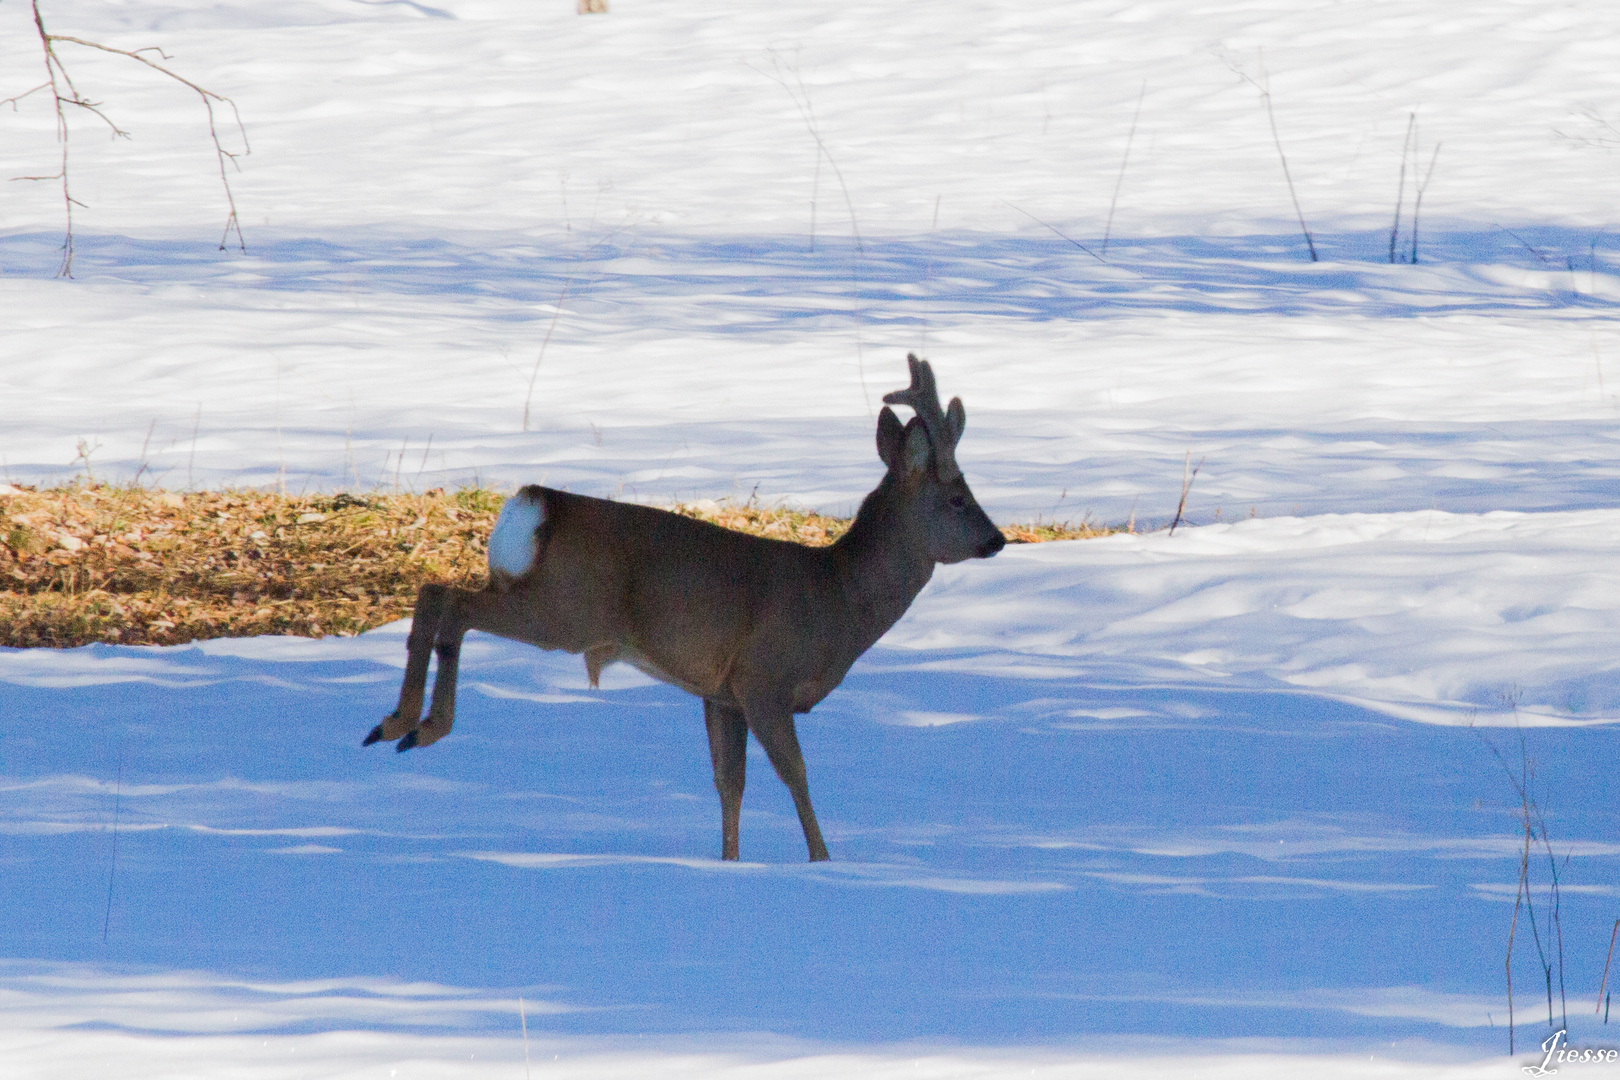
[743,698,829,862]
[365,583,447,746]
[704,699,748,861]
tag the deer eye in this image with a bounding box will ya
[949,495,966,510]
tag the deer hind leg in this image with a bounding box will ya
[396,586,541,750]
[743,701,829,862]
[365,583,447,746]
[400,588,488,751]
[704,699,748,861]
[368,585,509,752]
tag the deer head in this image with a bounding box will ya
[874,354,1004,565]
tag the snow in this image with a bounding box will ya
[4,0,1620,1074]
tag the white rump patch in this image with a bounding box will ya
[488,490,545,580]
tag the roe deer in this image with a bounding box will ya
[364,355,1005,861]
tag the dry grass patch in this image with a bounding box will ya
[0,485,1117,648]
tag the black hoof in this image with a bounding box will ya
[395,730,419,752]
[362,724,386,746]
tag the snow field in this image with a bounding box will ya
[5,0,1620,1075]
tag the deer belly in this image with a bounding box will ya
[613,645,717,700]
[792,678,836,713]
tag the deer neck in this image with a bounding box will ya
[831,476,936,648]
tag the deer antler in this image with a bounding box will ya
[882,353,965,481]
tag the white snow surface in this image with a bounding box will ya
[4,0,1620,1075]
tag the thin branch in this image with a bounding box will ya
[1554,105,1620,151]
[51,31,251,252]
[523,190,607,431]
[1410,142,1440,265]
[1231,52,1316,261]
[102,756,122,943]
[1599,919,1618,1014]
[1102,81,1146,256]
[752,55,862,253]
[16,0,250,275]
[1480,717,1568,1050]
[0,82,51,110]
[519,995,532,1080]
[1496,224,1557,266]
[1390,113,1414,263]
[523,279,572,432]
[1168,452,1202,536]
[1001,200,1105,262]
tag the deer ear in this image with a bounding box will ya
[946,396,965,440]
[876,406,905,471]
[903,417,932,474]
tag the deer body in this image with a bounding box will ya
[366,357,1004,861]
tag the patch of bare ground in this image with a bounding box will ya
[0,485,1116,648]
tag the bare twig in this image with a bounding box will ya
[1001,200,1105,262]
[753,54,862,253]
[1410,142,1441,265]
[1168,452,1202,536]
[1496,225,1557,266]
[1480,711,1569,1050]
[1554,105,1620,151]
[15,0,249,276]
[519,994,532,1080]
[1390,113,1414,263]
[1231,52,1316,261]
[523,280,571,432]
[1507,810,1527,1053]
[1102,81,1146,256]
[102,755,121,943]
[415,434,434,487]
[523,186,608,432]
[1598,919,1618,1014]
[0,82,51,110]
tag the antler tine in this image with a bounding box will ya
[882,353,963,481]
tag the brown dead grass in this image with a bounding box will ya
[0,485,1117,648]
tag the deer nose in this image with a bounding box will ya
[980,531,1006,557]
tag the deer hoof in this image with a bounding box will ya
[362,723,387,746]
[395,730,419,752]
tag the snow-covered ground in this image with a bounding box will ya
[4,0,1620,1075]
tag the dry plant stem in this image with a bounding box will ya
[519,995,531,1080]
[1234,53,1317,262]
[1102,81,1147,257]
[523,192,606,431]
[1168,452,1202,535]
[102,755,120,943]
[1497,225,1553,266]
[186,403,201,490]
[523,279,572,431]
[1482,722,1569,1048]
[1508,822,1526,1054]
[19,0,249,276]
[809,132,822,252]
[756,55,862,253]
[1410,143,1441,265]
[1001,200,1105,262]
[1599,919,1619,1014]
[1263,85,1316,261]
[1390,113,1414,263]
